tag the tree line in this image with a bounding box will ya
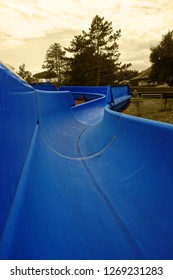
[16,15,173,86]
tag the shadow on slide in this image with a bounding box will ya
[0,63,173,260]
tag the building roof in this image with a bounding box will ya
[33,70,57,79]
[131,67,151,81]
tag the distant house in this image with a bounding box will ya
[130,67,153,86]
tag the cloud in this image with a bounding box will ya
[1,0,173,72]
[0,29,82,73]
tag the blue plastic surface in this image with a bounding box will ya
[0,63,173,260]
[31,82,58,91]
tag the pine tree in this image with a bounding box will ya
[42,43,66,85]
[88,15,121,85]
[65,34,95,85]
[65,15,121,85]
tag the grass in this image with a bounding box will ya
[124,98,173,125]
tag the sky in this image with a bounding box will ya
[0,0,173,74]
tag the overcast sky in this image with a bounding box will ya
[0,0,172,74]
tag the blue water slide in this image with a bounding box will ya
[0,63,173,260]
[31,82,58,91]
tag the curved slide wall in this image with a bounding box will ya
[0,64,37,237]
[0,64,173,260]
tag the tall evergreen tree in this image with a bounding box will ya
[42,43,66,85]
[65,15,121,85]
[65,34,95,85]
[88,15,121,85]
